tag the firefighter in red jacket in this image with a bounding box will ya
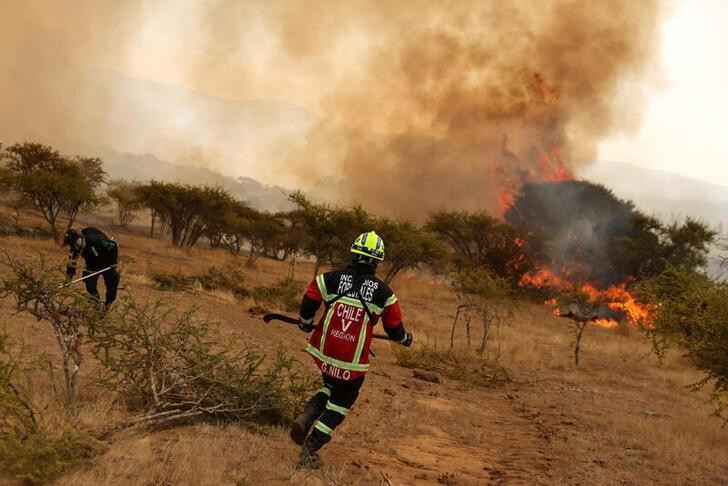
[291,231,413,469]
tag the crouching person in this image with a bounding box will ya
[63,227,120,310]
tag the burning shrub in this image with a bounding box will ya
[507,180,715,288]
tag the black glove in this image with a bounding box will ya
[400,332,413,347]
[298,317,314,333]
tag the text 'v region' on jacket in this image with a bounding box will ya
[304,266,402,380]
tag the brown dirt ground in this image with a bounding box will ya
[1,210,727,485]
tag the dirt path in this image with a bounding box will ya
[341,370,569,486]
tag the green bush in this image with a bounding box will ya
[251,278,300,312]
[394,344,509,388]
[152,263,248,299]
[197,262,248,298]
[639,265,728,422]
[151,271,197,292]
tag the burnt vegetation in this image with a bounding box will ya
[505,180,715,287]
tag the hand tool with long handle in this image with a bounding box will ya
[59,264,117,289]
[262,313,393,340]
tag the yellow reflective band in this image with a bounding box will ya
[316,274,333,301]
[319,306,335,353]
[314,420,333,436]
[352,314,369,364]
[385,294,398,307]
[306,344,370,372]
[319,387,331,397]
[336,295,384,315]
[326,401,349,416]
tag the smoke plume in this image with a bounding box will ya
[0,1,667,218]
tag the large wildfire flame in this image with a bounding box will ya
[502,144,651,330]
[520,267,653,329]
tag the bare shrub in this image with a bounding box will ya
[0,253,100,415]
[90,297,315,432]
[152,263,248,299]
[450,267,512,357]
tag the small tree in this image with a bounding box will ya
[377,218,448,283]
[288,192,374,276]
[135,181,234,248]
[134,180,165,238]
[0,253,100,415]
[450,267,512,356]
[551,287,622,367]
[4,143,106,242]
[107,179,142,227]
[213,199,258,255]
[243,213,286,266]
[426,210,530,281]
[275,212,308,279]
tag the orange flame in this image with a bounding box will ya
[496,145,575,215]
[520,267,653,328]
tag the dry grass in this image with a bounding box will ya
[1,208,727,484]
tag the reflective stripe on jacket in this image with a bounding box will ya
[304,267,403,380]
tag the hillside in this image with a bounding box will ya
[95,147,294,212]
[0,65,313,199]
[1,210,726,485]
[579,160,728,233]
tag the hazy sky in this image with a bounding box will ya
[598,0,728,187]
[3,0,725,205]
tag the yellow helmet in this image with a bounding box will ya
[351,231,385,261]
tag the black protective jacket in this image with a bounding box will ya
[66,227,119,277]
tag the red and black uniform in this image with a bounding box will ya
[297,262,407,452]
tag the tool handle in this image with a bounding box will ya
[262,313,392,340]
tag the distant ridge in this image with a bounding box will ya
[579,160,728,234]
[98,147,293,213]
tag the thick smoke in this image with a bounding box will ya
[0,1,666,218]
[289,1,666,218]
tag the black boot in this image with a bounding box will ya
[296,434,326,470]
[290,392,327,446]
[295,447,324,470]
